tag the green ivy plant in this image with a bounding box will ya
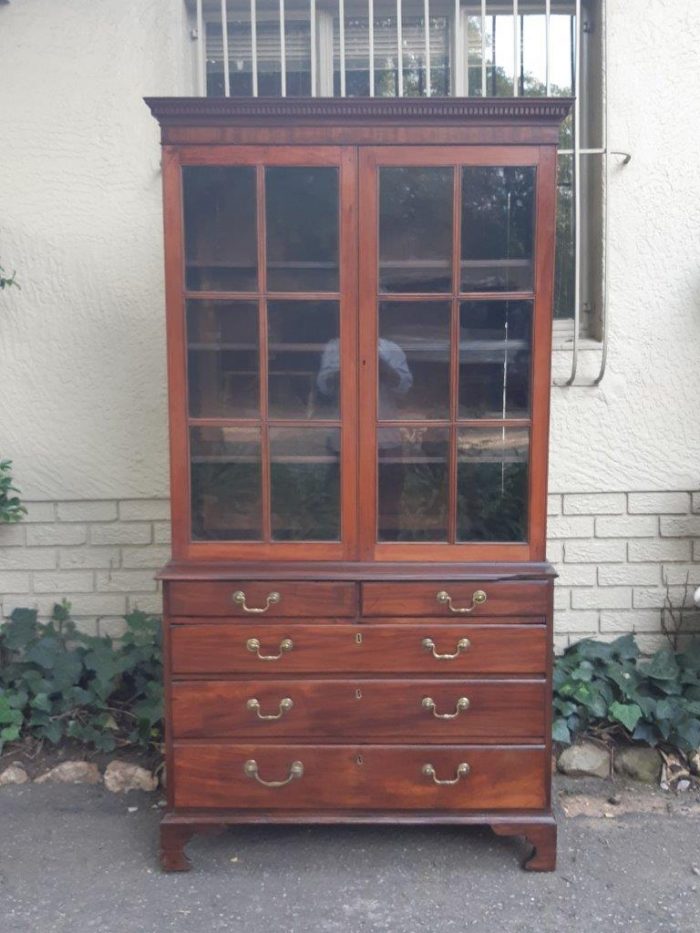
[0,603,163,754]
[553,634,700,752]
[0,460,26,524]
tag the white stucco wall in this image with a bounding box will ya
[0,0,699,502]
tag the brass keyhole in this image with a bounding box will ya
[355,688,362,700]
[355,755,364,766]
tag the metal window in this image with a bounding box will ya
[190,0,613,384]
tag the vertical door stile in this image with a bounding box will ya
[357,148,378,560]
[256,164,272,542]
[340,146,359,557]
[448,164,461,544]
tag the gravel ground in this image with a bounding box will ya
[1,781,699,933]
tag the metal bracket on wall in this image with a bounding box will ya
[555,147,631,389]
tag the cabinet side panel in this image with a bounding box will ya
[162,148,190,557]
[529,146,558,560]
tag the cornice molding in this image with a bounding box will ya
[145,96,572,127]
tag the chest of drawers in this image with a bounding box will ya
[159,567,556,872]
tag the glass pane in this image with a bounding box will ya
[461,166,535,292]
[459,300,532,419]
[187,301,259,418]
[457,427,529,542]
[377,426,448,542]
[190,426,262,541]
[268,301,340,420]
[379,167,453,293]
[183,167,257,292]
[270,428,340,541]
[266,167,339,291]
[378,302,451,421]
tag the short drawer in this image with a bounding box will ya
[173,743,547,810]
[361,581,549,618]
[170,623,547,675]
[172,678,546,740]
[168,581,357,618]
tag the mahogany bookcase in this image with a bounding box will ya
[146,96,570,872]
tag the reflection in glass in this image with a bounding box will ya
[378,427,448,542]
[378,302,450,420]
[457,427,529,542]
[459,301,532,419]
[270,428,340,540]
[187,301,259,418]
[461,166,535,292]
[379,167,453,293]
[183,167,257,292]
[190,427,262,541]
[266,167,339,291]
[268,301,339,419]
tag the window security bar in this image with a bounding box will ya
[192,0,628,387]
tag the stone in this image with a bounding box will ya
[613,746,662,784]
[557,741,610,778]
[35,761,101,785]
[0,763,29,785]
[103,760,158,793]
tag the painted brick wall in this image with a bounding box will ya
[548,490,700,654]
[0,492,698,647]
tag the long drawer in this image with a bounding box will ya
[362,581,549,617]
[170,623,547,675]
[172,679,546,740]
[173,743,547,810]
[169,581,358,618]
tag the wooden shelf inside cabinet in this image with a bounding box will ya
[148,96,570,874]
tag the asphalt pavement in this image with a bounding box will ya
[1,782,698,933]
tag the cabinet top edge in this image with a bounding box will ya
[157,561,557,581]
[144,96,573,129]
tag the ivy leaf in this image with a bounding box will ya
[0,724,21,743]
[609,701,643,732]
[632,721,660,745]
[571,660,594,682]
[673,718,700,751]
[576,640,614,662]
[609,633,639,661]
[37,719,64,744]
[3,609,38,649]
[639,648,679,682]
[30,692,52,713]
[552,718,571,744]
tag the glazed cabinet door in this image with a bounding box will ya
[358,146,556,562]
[163,146,358,560]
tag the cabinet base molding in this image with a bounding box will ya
[159,810,557,873]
